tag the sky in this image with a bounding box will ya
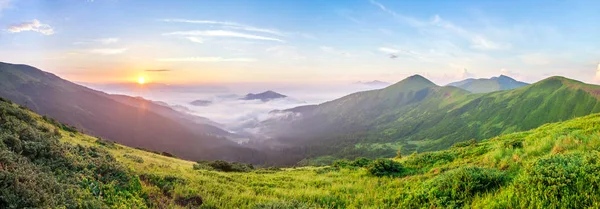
[0,0,599,85]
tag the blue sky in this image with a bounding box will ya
[0,0,599,84]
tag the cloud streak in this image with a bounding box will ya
[164,30,284,42]
[146,69,171,72]
[186,37,204,43]
[89,48,128,55]
[370,1,508,51]
[161,18,284,36]
[7,19,54,35]
[156,57,257,62]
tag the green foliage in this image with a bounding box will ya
[508,152,600,208]
[350,157,373,167]
[332,157,373,169]
[0,98,146,208]
[139,173,186,196]
[253,200,316,209]
[407,167,507,208]
[453,139,478,148]
[95,137,117,148]
[194,160,255,172]
[367,158,404,177]
[403,151,456,169]
[123,154,144,163]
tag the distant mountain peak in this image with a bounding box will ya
[388,74,436,88]
[241,90,287,102]
[447,75,528,93]
[354,80,390,87]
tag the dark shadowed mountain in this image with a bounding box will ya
[447,75,528,93]
[241,90,287,101]
[255,74,600,164]
[190,99,213,106]
[0,62,265,163]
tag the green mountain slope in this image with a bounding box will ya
[3,95,600,208]
[447,75,529,93]
[259,75,600,164]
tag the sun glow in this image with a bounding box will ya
[137,77,145,84]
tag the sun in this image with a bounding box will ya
[137,77,146,84]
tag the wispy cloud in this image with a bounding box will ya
[368,0,425,27]
[370,1,508,51]
[161,18,285,36]
[96,38,119,44]
[164,30,284,42]
[146,69,171,72]
[156,57,257,62]
[7,19,54,35]
[378,47,430,61]
[74,37,120,45]
[378,47,400,54]
[89,48,128,55]
[186,37,204,44]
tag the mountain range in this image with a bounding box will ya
[3,62,600,166]
[447,75,529,93]
[0,62,264,163]
[255,74,600,164]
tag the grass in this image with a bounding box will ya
[4,95,600,208]
[57,111,600,208]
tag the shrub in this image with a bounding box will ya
[403,151,455,169]
[0,100,146,208]
[123,154,144,163]
[503,139,523,149]
[509,152,600,208]
[253,200,315,209]
[332,159,350,168]
[408,167,507,208]
[367,158,404,177]
[175,194,203,207]
[350,157,372,167]
[95,137,116,148]
[194,160,254,172]
[139,173,186,196]
[452,139,477,148]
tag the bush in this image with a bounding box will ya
[403,151,455,169]
[95,137,116,148]
[509,152,600,208]
[193,160,254,172]
[367,158,404,177]
[350,157,372,167]
[0,99,146,208]
[139,173,186,196]
[123,154,144,163]
[332,159,350,168]
[452,139,477,148]
[333,157,372,169]
[408,167,507,208]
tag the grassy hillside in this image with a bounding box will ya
[3,95,600,208]
[259,75,600,165]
